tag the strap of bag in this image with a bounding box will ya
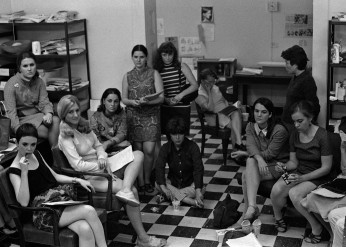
[0,101,7,117]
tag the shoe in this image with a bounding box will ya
[243,205,260,223]
[145,184,155,194]
[304,227,330,244]
[156,193,168,204]
[136,236,167,247]
[274,218,287,233]
[115,191,140,207]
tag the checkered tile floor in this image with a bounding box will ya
[1,113,330,247]
[107,113,330,247]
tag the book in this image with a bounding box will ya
[219,105,238,116]
[108,145,134,172]
[42,200,88,206]
[143,91,164,101]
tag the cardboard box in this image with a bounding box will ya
[258,61,289,76]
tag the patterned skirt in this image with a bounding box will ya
[31,184,74,232]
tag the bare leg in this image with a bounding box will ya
[229,110,242,145]
[133,142,145,187]
[142,141,156,185]
[59,205,107,247]
[270,178,295,220]
[121,151,143,192]
[37,124,49,140]
[289,182,321,234]
[68,220,96,247]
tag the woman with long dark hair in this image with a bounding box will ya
[90,88,130,152]
[232,97,290,223]
[153,41,198,136]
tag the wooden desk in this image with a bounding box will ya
[233,73,291,105]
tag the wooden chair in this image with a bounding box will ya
[195,102,231,166]
[51,146,123,211]
[0,167,107,247]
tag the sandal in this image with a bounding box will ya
[243,205,260,223]
[136,235,167,247]
[274,218,287,233]
[145,184,154,193]
[304,228,329,244]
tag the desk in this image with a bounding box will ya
[233,73,291,105]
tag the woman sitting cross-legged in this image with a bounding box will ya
[90,88,131,153]
[232,97,290,223]
[270,100,332,242]
[9,123,108,247]
[155,117,205,208]
[57,95,167,247]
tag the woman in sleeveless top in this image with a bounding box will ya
[122,45,164,194]
[8,123,107,247]
[153,41,198,136]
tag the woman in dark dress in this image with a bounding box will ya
[8,123,107,247]
[271,101,332,243]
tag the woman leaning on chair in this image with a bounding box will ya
[270,100,333,243]
[231,97,289,223]
[8,123,107,247]
[57,94,166,247]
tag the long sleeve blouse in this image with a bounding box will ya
[246,122,290,162]
[4,73,53,131]
[90,110,127,144]
[58,124,108,173]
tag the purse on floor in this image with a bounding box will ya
[213,193,241,228]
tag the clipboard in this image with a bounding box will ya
[108,145,134,172]
[143,91,164,101]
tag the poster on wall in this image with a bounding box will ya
[285,14,313,37]
[201,6,214,23]
[179,37,202,56]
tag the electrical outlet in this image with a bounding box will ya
[267,0,279,12]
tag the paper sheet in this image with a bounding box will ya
[108,145,134,172]
[312,188,345,198]
[226,232,262,247]
[42,200,88,206]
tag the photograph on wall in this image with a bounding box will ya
[201,6,213,23]
[285,14,313,37]
[179,37,201,56]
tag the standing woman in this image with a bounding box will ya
[153,41,198,136]
[122,45,164,194]
[271,100,332,240]
[4,51,60,147]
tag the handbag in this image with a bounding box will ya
[213,193,241,228]
[178,67,198,105]
[0,101,10,151]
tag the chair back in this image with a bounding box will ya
[195,102,219,136]
[328,131,341,179]
[0,168,21,220]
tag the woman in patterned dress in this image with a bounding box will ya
[122,45,164,194]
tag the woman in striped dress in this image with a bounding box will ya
[153,41,198,136]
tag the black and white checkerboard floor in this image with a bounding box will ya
[2,113,330,247]
[107,113,330,247]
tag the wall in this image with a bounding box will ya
[6,0,151,100]
[156,0,313,67]
[156,0,313,107]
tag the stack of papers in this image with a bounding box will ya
[225,232,262,247]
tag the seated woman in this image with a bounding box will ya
[195,68,244,151]
[90,88,130,153]
[4,52,60,146]
[270,100,333,240]
[8,123,107,247]
[57,95,166,247]
[155,117,204,208]
[231,97,289,223]
[301,117,346,246]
